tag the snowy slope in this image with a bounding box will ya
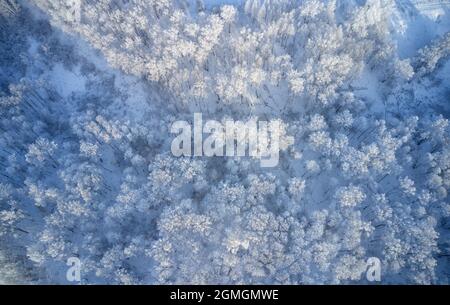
[390,0,450,57]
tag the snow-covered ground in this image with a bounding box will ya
[1,0,450,284]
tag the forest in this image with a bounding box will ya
[0,0,450,284]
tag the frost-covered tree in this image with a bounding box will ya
[1,0,450,285]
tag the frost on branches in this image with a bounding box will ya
[0,0,450,284]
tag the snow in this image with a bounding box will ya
[204,0,243,8]
[49,63,86,99]
[1,0,450,285]
[394,0,450,57]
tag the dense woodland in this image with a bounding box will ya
[0,0,450,284]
